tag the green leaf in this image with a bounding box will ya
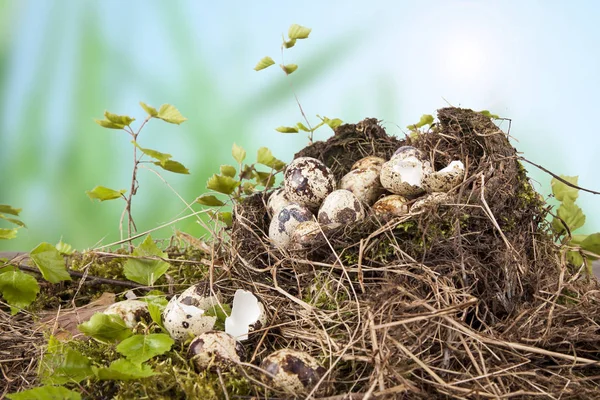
[220,165,236,178]
[407,114,434,130]
[140,101,159,117]
[147,303,165,329]
[206,174,240,195]
[117,333,174,365]
[242,182,256,195]
[567,250,584,267]
[239,164,254,180]
[281,64,298,75]
[0,270,40,315]
[95,119,126,129]
[0,214,26,227]
[256,147,286,171]
[196,195,225,207]
[296,122,310,132]
[93,359,155,381]
[581,233,600,259]
[86,186,126,201]
[232,143,246,164]
[288,24,311,40]
[156,104,187,125]
[253,171,276,188]
[204,304,231,330]
[132,141,172,162]
[551,176,579,203]
[6,386,82,400]
[478,110,500,119]
[56,240,74,255]
[30,242,70,283]
[39,339,93,385]
[77,313,133,343]
[208,211,233,227]
[0,205,21,216]
[153,159,190,174]
[123,235,171,286]
[254,56,275,71]
[276,126,299,134]
[322,117,343,130]
[104,111,135,127]
[552,199,586,234]
[283,38,297,49]
[0,228,18,240]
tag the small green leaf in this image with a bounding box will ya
[117,333,174,365]
[104,111,135,127]
[40,343,93,385]
[242,182,256,195]
[220,165,236,178]
[296,122,310,132]
[123,235,171,286]
[147,303,165,329]
[283,38,297,49]
[0,205,21,216]
[206,174,240,195]
[0,270,40,314]
[281,64,298,75]
[156,104,187,124]
[132,141,172,162]
[215,212,233,227]
[232,143,246,164]
[93,359,155,381]
[253,171,276,188]
[407,114,434,130]
[204,304,231,330]
[256,147,286,171]
[154,160,190,174]
[86,186,126,201]
[6,386,82,400]
[30,242,71,283]
[0,214,26,227]
[567,250,584,267]
[288,24,311,40]
[581,233,600,259]
[478,110,500,119]
[276,126,299,134]
[95,119,126,129]
[56,240,75,255]
[78,313,133,343]
[0,228,18,240]
[551,176,579,203]
[140,101,159,117]
[239,164,254,180]
[196,195,226,207]
[322,117,343,130]
[552,199,586,234]
[254,56,275,71]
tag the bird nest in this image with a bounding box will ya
[224,108,600,398]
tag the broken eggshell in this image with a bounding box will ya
[372,194,410,219]
[411,192,453,212]
[103,299,150,329]
[267,187,293,218]
[283,157,336,210]
[339,167,385,205]
[380,154,433,198]
[224,289,267,341]
[268,203,314,249]
[392,145,426,160]
[261,349,326,394]
[188,331,245,371]
[318,189,365,225]
[422,160,465,193]
[351,156,385,171]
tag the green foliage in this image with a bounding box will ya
[93,359,156,380]
[39,336,93,385]
[478,110,501,119]
[407,114,434,130]
[0,204,25,240]
[86,186,127,201]
[156,104,187,125]
[77,313,133,343]
[232,142,246,163]
[288,24,312,40]
[116,333,174,365]
[6,386,82,400]
[123,235,171,286]
[204,303,231,330]
[30,242,71,283]
[254,56,275,71]
[206,174,240,195]
[196,194,225,207]
[0,268,40,314]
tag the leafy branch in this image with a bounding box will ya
[0,204,26,240]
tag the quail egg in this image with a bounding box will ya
[393,145,426,159]
[103,299,150,329]
[284,157,336,210]
[268,204,314,248]
[289,220,326,250]
[422,160,465,193]
[163,283,221,341]
[411,192,453,212]
[188,331,245,371]
[225,289,268,341]
[380,153,433,198]
[267,187,293,218]
[340,167,385,205]
[372,195,410,219]
[318,189,365,225]
[351,156,385,171]
[260,349,326,393]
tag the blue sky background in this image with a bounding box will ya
[1,0,598,251]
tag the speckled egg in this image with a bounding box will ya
[188,331,245,371]
[163,285,221,341]
[267,187,293,218]
[372,195,410,219]
[318,189,365,225]
[340,167,385,205]
[260,349,326,393]
[422,160,465,193]
[103,299,150,329]
[380,154,433,198]
[284,157,336,209]
[351,156,385,171]
[393,145,425,160]
[268,204,314,248]
[289,220,325,250]
[411,192,453,212]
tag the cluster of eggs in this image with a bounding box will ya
[267,147,465,249]
[102,283,325,394]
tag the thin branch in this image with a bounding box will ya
[519,157,600,195]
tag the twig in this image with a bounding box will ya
[519,157,600,195]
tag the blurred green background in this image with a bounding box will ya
[1,1,599,252]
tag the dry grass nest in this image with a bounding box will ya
[223,108,600,398]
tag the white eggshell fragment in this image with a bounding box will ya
[411,192,453,212]
[422,160,465,193]
[284,157,336,209]
[268,204,314,249]
[261,349,326,393]
[267,187,293,218]
[380,154,433,198]
[318,189,365,225]
[188,331,244,371]
[372,195,410,219]
[351,156,385,171]
[103,300,150,329]
[340,167,385,205]
[225,289,267,341]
